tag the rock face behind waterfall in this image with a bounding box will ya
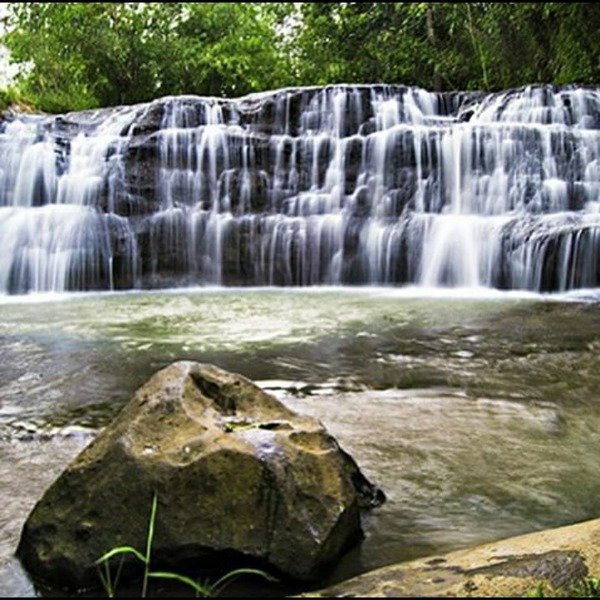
[16,362,384,590]
[2,84,600,294]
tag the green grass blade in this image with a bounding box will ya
[97,561,115,598]
[141,493,159,598]
[211,568,276,596]
[95,545,147,565]
[148,571,213,597]
[145,493,158,563]
[94,493,274,598]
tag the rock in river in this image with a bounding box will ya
[17,361,384,590]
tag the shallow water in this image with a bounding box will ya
[2,287,600,595]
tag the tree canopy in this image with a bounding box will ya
[293,3,600,91]
[2,2,600,112]
[2,2,294,111]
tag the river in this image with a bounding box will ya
[2,286,600,596]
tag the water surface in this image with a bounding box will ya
[2,287,600,595]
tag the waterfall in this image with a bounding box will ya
[1,83,600,294]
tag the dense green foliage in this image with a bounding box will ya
[2,3,292,111]
[294,3,600,91]
[2,2,600,112]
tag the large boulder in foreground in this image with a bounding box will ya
[17,361,384,590]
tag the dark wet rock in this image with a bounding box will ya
[466,549,587,590]
[17,361,383,590]
[5,84,600,293]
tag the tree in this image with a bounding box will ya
[292,3,487,91]
[4,3,162,110]
[546,2,600,84]
[3,2,600,112]
[292,2,600,92]
[155,3,295,98]
[2,3,295,112]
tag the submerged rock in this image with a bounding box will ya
[17,361,384,590]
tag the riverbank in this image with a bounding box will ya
[302,517,600,597]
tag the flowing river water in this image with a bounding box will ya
[2,287,600,596]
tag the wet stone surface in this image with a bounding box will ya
[466,550,588,589]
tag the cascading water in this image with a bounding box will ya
[1,83,600,294]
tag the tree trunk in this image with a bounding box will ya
[426,4,442,92]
